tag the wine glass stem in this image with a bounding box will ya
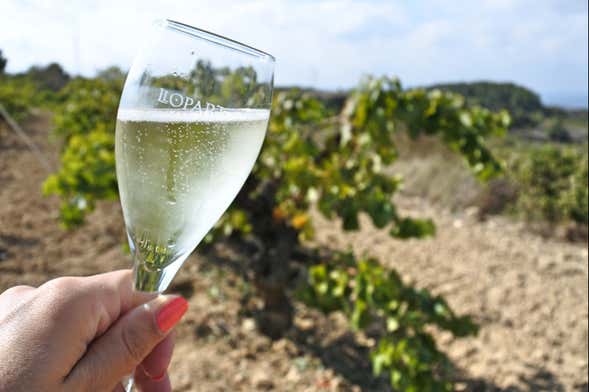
[123,256,171,390]
[124,375,135,391]
[133,260,165,292]
[132,252,186,292]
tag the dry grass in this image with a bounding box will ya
[391,133,483,210]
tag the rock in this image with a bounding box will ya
[295,317,315,331]
[233,372,246,384]
[252,369,275,390]
[285,366,301,383]
[272,338,288,351]
[242,317,256,333]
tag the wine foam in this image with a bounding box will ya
[117,108,270,123]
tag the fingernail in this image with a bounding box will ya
[149,371,166,382]
[141,364,167,381]
[156,296,188,333]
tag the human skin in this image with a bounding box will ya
[0,270,188,392]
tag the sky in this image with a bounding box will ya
[1,0,588,108]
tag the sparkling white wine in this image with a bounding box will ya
[115,108,268,274]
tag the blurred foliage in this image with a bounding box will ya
[511,145,588,225]
[207,77,509,244]
[50,77,122,139]
[428,81,544,128]
[0,50,6,74]
[150,60,271,108]
[42,72,510,391]
[0,75,37,122]
[43,126,117,226]
[547,118,573,143]
[0,53,67,121]
[275,86,347,114]
[25,63,70,92]
[43,77,122,227]
[298,253,478,391]
[477,141,588,231]
[97,66,126,82]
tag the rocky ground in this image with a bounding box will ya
[0,114,587,391]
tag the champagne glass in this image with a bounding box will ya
[115,19,274,389]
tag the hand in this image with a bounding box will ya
[0,270,188,392]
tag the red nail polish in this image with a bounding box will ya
[156,297,188,333]
[141,364,167,381]
[150,371,166,382]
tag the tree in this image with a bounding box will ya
[26,63,70,92]
[0,50,7,75]
[428,81,543,128]
[97,66,126,82]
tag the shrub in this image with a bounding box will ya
[0,76,36,122]
[514,145,588,226]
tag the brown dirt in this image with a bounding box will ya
[0,114,587,391]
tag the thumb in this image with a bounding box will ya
[65,295,188,392]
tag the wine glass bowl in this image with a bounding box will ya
[115,19,275,292]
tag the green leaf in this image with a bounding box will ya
[390,218,436,239]
[351,299,369,329]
